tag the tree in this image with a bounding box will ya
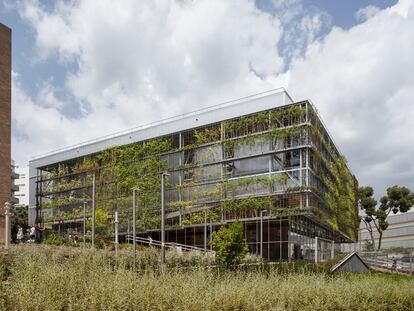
[11,205,28,242]
[377,186,414,249]
[359,186,414,250]
[210,221,248,267]
[358,187,378,249]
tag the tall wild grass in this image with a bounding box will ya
[0,245,413,311]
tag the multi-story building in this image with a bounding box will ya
[359,210,414,249]
[29,89,359,260]
[14,165,29,206]
[0,22,12,244]
[10,160,19,205]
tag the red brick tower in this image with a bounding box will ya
[0,23,11,244]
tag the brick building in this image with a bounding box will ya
[0,22,12,244]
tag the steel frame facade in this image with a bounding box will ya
[29,90,357,260]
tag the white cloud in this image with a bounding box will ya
[13,0,287,164]
[355,5,381,21]
[285,0,414,194]
[11,0,414,197]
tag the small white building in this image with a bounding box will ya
[14,165,29,206]
[11,160,19,204]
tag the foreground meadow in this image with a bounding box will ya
[0,245,413,311]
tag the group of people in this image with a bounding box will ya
[16,226,82,244]
[16,226,36,243]
[68,233,79,244]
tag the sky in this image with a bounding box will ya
[0,0,413,197]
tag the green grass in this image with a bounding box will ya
[0,245,413,311]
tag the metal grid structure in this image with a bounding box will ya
[29,89,358,260]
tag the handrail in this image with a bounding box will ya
[126,235,214,253]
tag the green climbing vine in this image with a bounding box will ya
[37,102,357,241]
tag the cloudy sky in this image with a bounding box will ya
[1,0,413,196]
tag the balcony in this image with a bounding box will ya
[11,171,19,179]
[11,183,19,192]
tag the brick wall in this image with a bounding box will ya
[0,23,11,244]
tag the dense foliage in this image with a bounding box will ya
[210,222,248,267]
[38,103,358,242]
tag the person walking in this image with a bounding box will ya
[392,256,398,271]
[16,227,24,243]
[29,226,36,242]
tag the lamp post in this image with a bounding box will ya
[260,210,267,259]
[114,210,119,257]
[161,172,170,265]
[83,201,86,243]
[127,208,130,244]
[132,188,138,270]
[4,202,11,250]
[91,172,96,248]
[204,209,208,253]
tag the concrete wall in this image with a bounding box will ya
[362,211,414,248]
[348,211,414,250]
[0,23,11,244]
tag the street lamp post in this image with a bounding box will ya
[204,209,207,253]
[161,172,170,265]
[132,188,138,270]
[83,201,86,243]
[91,172,96,248]
[127,209,130,244]
[114,210,119,257]
[260,210,267,259]
[4,202,11,250]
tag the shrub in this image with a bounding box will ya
[43,233,65,246]
[210,221,248,267]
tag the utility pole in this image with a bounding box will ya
[91,172,96,248]
[161,172,170,265]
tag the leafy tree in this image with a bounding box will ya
[358,187,378,249]
[11,205,28,242]
[210,222,248,267]
[377,186,414,249]
[359,186,414,250]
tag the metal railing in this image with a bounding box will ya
[359,252,414,275]
[125,235,214,253]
